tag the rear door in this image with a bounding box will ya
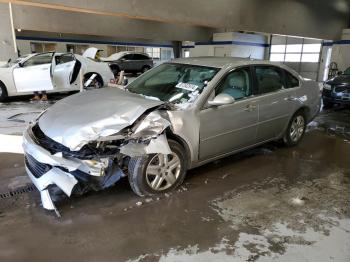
[253,65,298,142]
[13,53,54,92]
[51,53,81,90]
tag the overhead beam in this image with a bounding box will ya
[0,0,216,28]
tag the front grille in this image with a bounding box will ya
[25,154,52,178]
[334,86,350,93]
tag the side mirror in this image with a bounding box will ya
[208,93,235,107]
[337,71,343,75]
[18,62,23,67]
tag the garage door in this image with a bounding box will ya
[269,35,322,81]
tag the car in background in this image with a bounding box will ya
[322,67,350,108]
[0,52,114,102]
[23,57,321,214]
[101,51,154,75]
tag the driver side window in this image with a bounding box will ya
[22,53,53,67]
[215,67,252,100]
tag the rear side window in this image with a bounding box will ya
[134,54,149,60]
[284,70,300,88]
[255,66,284,94]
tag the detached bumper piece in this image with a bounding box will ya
[25,154,78,217]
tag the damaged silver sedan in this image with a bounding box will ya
[23,57,321,215]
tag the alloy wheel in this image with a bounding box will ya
[290,115,305,142]
[145,152,181,191]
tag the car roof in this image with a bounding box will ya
[170,56,284,69]
[117,51,150,56]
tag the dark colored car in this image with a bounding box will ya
[322,67,350,107]
[101,51,154,75]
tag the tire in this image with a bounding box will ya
[283,111,306,147]
[128,139,187,196]
[84,74,103,90]
[323,100,333,109]
[141,66,151,74]
[0,82,8,102]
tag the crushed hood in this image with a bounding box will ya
[38,88,164,151]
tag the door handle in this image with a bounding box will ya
[244,104,257,112]
[42,68,49,70]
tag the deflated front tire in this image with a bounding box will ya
[127,140,187,196]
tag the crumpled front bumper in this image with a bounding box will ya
[23,126,80,215]
[25,166,77,215]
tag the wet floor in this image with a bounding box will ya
[0,103,349,261]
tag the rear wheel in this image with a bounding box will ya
[141,66,151,74]
[0,82,8,102]
[128,140,187,196]
[283,111,306,147]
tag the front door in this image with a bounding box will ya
[199,67,259,160]
[13,53,54,93]
[120,54,134,71]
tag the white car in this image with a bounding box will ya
[0,52,115,101]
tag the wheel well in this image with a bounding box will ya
[296,106,310,121]
[84,72,103,86]
[166,130,191,166]
[0,80,8,96]
[142,65,151,69]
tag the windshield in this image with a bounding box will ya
[1,55,31,68]
[344,67,350,75]
[127,63,219,104]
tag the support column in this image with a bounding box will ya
[0,3,17,61]
[172,41,182,58]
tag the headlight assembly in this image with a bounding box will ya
[323,83,332,90]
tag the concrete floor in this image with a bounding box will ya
[0,97,349,261]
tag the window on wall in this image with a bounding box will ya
[161,49,174,61]
[270,36,322,63]
[66,44,89,54]
[145,47,161,59]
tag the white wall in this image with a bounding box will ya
[188,32,268,60]
[330,29,350,73]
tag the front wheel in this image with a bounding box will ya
[283,111,306,147]
[128,140,187,196]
